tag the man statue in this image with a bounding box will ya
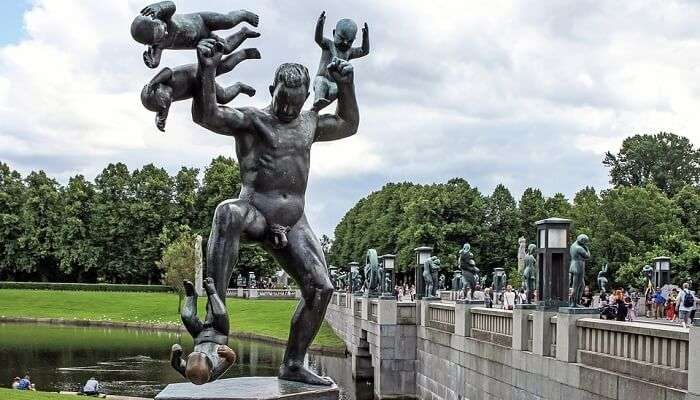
[458,243,479,299]
[192,38,358,385]
[569,234,591,307]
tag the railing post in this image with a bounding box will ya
[361,296,369,321]
[532,308,556,356]
[513,304,536,350]
[556,307,598,362]
[688,319,700,400]
[377,297,397,325]
[455,299,483,337]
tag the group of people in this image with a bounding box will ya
[646,283,697,328]
[10,375,99,396]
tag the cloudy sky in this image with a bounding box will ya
[1,1,700,236]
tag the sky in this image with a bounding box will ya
[1,1,700,237]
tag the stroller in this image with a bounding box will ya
[600,304,617,320]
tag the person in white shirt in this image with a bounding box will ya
[503,285,516,310]
[677,282,696,329]
[83,377,99,396]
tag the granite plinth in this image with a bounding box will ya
[155,377,339,400]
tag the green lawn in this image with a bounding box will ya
[0,289,343,349]
[0,388,74,399]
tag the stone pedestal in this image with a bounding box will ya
[155,377,339,400]
[361,297,369,320]
[377,298,397,325]
[455,299,483,337]
[512,304,536,350]
[532,309,556,356]
[556,307,599,362]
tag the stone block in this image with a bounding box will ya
[155,377,339,400]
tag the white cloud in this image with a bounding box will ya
[1,0,700,235]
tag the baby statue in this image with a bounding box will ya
[170,278,236,385]
[312,11,369,111]
[131,1,259,68]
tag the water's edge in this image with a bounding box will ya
[0,316,347,356]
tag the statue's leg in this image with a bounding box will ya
[206,199,267,302]
[267,214,333,386]
[216,48,261,76]
[181,281,203,338]
[312,76,331,111]
[216,83,255,104]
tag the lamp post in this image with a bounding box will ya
[535,218,571,309]
[653,256,671,288]
[414,246,433,300]
[380,254,396,298]
[348,261,361,294]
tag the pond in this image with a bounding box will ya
[0,322,372,399]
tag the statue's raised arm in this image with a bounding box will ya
[191,39,253,137]
[314,58,359,142]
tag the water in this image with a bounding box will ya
[0,322,371,399]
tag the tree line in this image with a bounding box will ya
[329,132,700,289]
[1,132,697,290]
[0,156,277,284]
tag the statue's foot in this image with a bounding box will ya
[183,280,196,297]
[243,48,261,60]
[241,26,261,38]
[204,277,217,295]
[238,10,259,27]
[279,363,333,386]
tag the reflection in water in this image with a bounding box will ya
[0,323,371,399]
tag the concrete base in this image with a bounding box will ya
[155,377,339,400]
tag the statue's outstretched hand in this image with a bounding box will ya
[197,39,223,68]
[140,4,164,18]
[327,57,354,84]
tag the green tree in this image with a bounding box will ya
[673,185,700,241]
[518,188,547,242]
[16,171,62,281]
[92,163,135,283]
[54,175,98,281]
[544,193,572,219]
[603,132,700,197]
[481,184,520,278]
[158,229,196,312]
[0,163,25,279]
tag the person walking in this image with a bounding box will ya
[677,282,696,329]
[613,290,627,321]
[503,285,516,310]
[652,288,665,319]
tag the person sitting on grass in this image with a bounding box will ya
[17,375,34,390]
[11,377,20,389]
[82,377,99,396]
[170,278,237,385]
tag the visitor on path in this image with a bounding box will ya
[484,288,493,308]
[581,286,593,308]
[503,285,516,310]
[613,290,627,321]
[677,282,696,329]
[652,288,665,319]
[82,377,100,396]
[666,289,678,321]
[11,377,20,389]
[624,296,636,321]
[472,285,485,302]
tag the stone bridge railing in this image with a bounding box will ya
[325,293,700,400]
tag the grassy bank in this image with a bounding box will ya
[0,389,74,399]
[0,289,343,349]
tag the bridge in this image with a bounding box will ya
[325,292,699,400]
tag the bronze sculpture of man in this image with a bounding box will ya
[569,234,591,307]
[192,38,358,385]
